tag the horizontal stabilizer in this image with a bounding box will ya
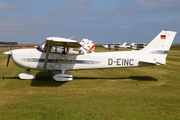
[139,60,157,65]
[139,60,167,66]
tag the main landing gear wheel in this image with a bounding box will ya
[53,71,73,82]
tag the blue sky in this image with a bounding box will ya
[0,0,179,44]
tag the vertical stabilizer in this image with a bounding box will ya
[121,42,127,46]
[140,30,177,64]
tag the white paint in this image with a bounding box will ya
[18,73,36,80]
[53,74,73,81]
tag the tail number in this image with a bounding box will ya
[108,58,134,66]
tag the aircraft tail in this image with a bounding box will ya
[121,42,127,46]
[139,29,177,65]
[80,39,96,53]
[130,42,135,46]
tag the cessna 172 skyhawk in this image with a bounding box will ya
[3,29,176,81]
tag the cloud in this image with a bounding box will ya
[0,17,56,44]
[137,0,159,8]
[51,8,93,17]
[102,8,137,16]
[65,0,88,5]
[137,0,177,9]
[133,19,180,31]
[0,2,16,10]
[0,17,53,32]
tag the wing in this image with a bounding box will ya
[43,37,82,69]
[46,37,81,48]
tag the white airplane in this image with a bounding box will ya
[108,44,115,50]
[118,42,135,49]
[120,42,127,47]
[114,43,124,50]
[114,43,121,50]
[110,42,133,50]
[102,44,109,49]
[132,43,147,50]
[103,43,125,50]
[103,43,115,50]
[3,30,176,81]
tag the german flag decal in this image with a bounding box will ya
[161,35,166,39]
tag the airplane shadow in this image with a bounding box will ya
[73,76,158,81]
[2,76,19,80]
[30,80,67,87]
[30,71,67,87]
[128,76,158,81]
[2,72,157,87]
[1,72,67,87]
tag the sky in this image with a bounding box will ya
[0,0,180,44]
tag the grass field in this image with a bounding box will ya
[0,45,180,120]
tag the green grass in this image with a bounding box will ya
[0,46,180,120]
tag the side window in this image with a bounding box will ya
[50,46,66,54]
[69,48,84,55]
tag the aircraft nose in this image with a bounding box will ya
[3,51,11,55]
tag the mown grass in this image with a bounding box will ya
[0,46,180,120]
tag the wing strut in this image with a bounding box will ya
[43,41,51,69]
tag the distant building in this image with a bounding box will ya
[0,42,18,45]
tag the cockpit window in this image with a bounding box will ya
[36,42,47,52]
[50,46,66,54]
[69,48,84,55]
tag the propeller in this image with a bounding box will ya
[6,43,12,67]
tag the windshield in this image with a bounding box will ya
[36,42,47,52]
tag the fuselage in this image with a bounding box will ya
[11,47,143,71]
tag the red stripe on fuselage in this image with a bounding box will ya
[20,47,36,49]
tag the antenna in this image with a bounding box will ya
[69,36,75,40]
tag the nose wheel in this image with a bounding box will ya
[18,69,36,80]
